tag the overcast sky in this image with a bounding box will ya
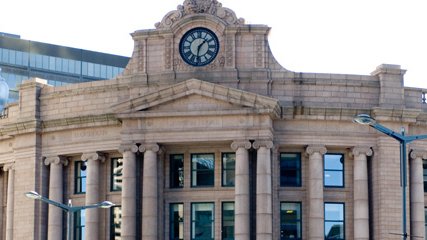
[1,0,426,88]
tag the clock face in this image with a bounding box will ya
[179,28,219,67]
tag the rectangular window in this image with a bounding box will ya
[74,210,85,240]
[170,154,184,188]
[222,153,235,187]
[191,154,214,187]
[280,202,302,240]
[325,203,345,240]
[423,160,427,192]
[75,161,87,194]
[110,206,122,240]
[170,203,184,240]
[324,154,344,187]
[280,153,301,187]
[425,208,427,239]
[191,203,214,240]
[222,202,234,240]
[111,158,123,191]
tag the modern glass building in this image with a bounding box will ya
[0,32,129,103]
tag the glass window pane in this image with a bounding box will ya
[170,154,184,188]
[49,56,56,70]
[423,160,427,192]
[22,52,29,66]
[324,171,343,187]
[69,60,75,74]
[42,55,49,69]
[324,154,343,170]
[324,154,344,187]
[280,202,302,240]
[110,206,122,240]
[55,57,62,71]
[111,158,123,191]
[222,153,235,187]
[222,202,234,240]
[15,51,23,65]
[75,61,81,74]
[2,49,9,63]
[280,153,301,187]
[192,203,214,240]
[170,203,184,240]
[82,62,88,76]
[325,203,345,240]
[107,66,113,79]
[75,161,87,194]
[94,63,101,77]
[88,63,94,77]
[192,154,214,187]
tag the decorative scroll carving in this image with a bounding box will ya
[351,146,373,158]
[118,144,140,154]
[305,145,327,156]
[231,141,251,151]
[155,0,245,29]
[44,156,69,166]
[252,140,273,150]
[139,143,160,153]
[81,152,106,162]
[410,149,427,160]
[3,163,14,172]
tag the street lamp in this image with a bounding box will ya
[353,114,427,240]
[25,191,114,240]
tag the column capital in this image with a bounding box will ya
[44,156,69,166]
[410,149,427,160]
[252,140,273,150]
[3,163,14,172]
[118,144,139,153]
[231,140,251,151]
[139,143,160,153]
[306,145,327,156]
[81,152,106,162]
[351,146,373,158]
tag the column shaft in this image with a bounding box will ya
[121,150,137,240]
[232,141,251,240]
[306,145,327,240]
[5,166,14,240]
[352,147,372,240]
[254,141,273,240]
[410,150,426,239]
[45,157,68,240]
[141,144,159,240]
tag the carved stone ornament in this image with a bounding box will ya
[118,144,140,153]
[81,152,106,162]
[44,156,69,166]
[351,146,373,158]
[305,145,327,156]
[155,0,245,29]
[2,163,14,172]
[252,140,274,150]
[410,149,427,160]
[139,143,160,153]
[231,141,251,151]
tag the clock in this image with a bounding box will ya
[179,27,219,67]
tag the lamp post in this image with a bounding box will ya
[353,114,427,240]
[25,191,114,240]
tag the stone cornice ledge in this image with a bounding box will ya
[40,114,121,132]
[372,107,421,123]
[0,120,41,137]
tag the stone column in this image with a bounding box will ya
[4,163,14,240]
[351,146,372,240]
[44,156,68,240]
[306,145,327,240]
[409,149,427,239]
[231,140,252,240]
[119,144,139,240]
[139,143,160,240]
[253,140,273,240]
[81,152,106,240]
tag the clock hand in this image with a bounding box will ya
[196,40,207,56]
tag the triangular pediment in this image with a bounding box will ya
[112,79,280,118]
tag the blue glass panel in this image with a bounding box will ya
[15,51,23,65]
[82,62,88,76]
[2,49,9,63]
[69,60,75,74]
[22,52,29,66]
[324,154,343,170]
[35,55,43,68]
[42,55,49,69]
[324,171,343,187]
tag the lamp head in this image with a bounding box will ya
[353,114,376,125]
[99,201,115,209]
[25,191,42,200]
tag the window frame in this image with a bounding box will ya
[191,202,215,240]
[110,158,123,192]
[222,152,236,187]
[170,154,184,188]
[170,203,184,240]
[280,201,302,240]
[280,152,302,187]
[221,201,235,240]
[74,161,87,194]
[323,153,345,188]
[324,202,345,240]
[74,209,85,240]
[423,159,427,192]
[191,153,215,188]
[110,205,122,240]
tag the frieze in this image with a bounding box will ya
[155,0,245,29]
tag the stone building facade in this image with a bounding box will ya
[1,0,427,239]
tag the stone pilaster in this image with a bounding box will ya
[351,146,372,240]
[139,143,160,240]
[44,156,68,240]
[81,152,106,240]
[253,140,273,240]
[231,140,252,240]
[306,145,327,240]
[118,144,139,240]
[409,149,427,239]
[3,163,14,240]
